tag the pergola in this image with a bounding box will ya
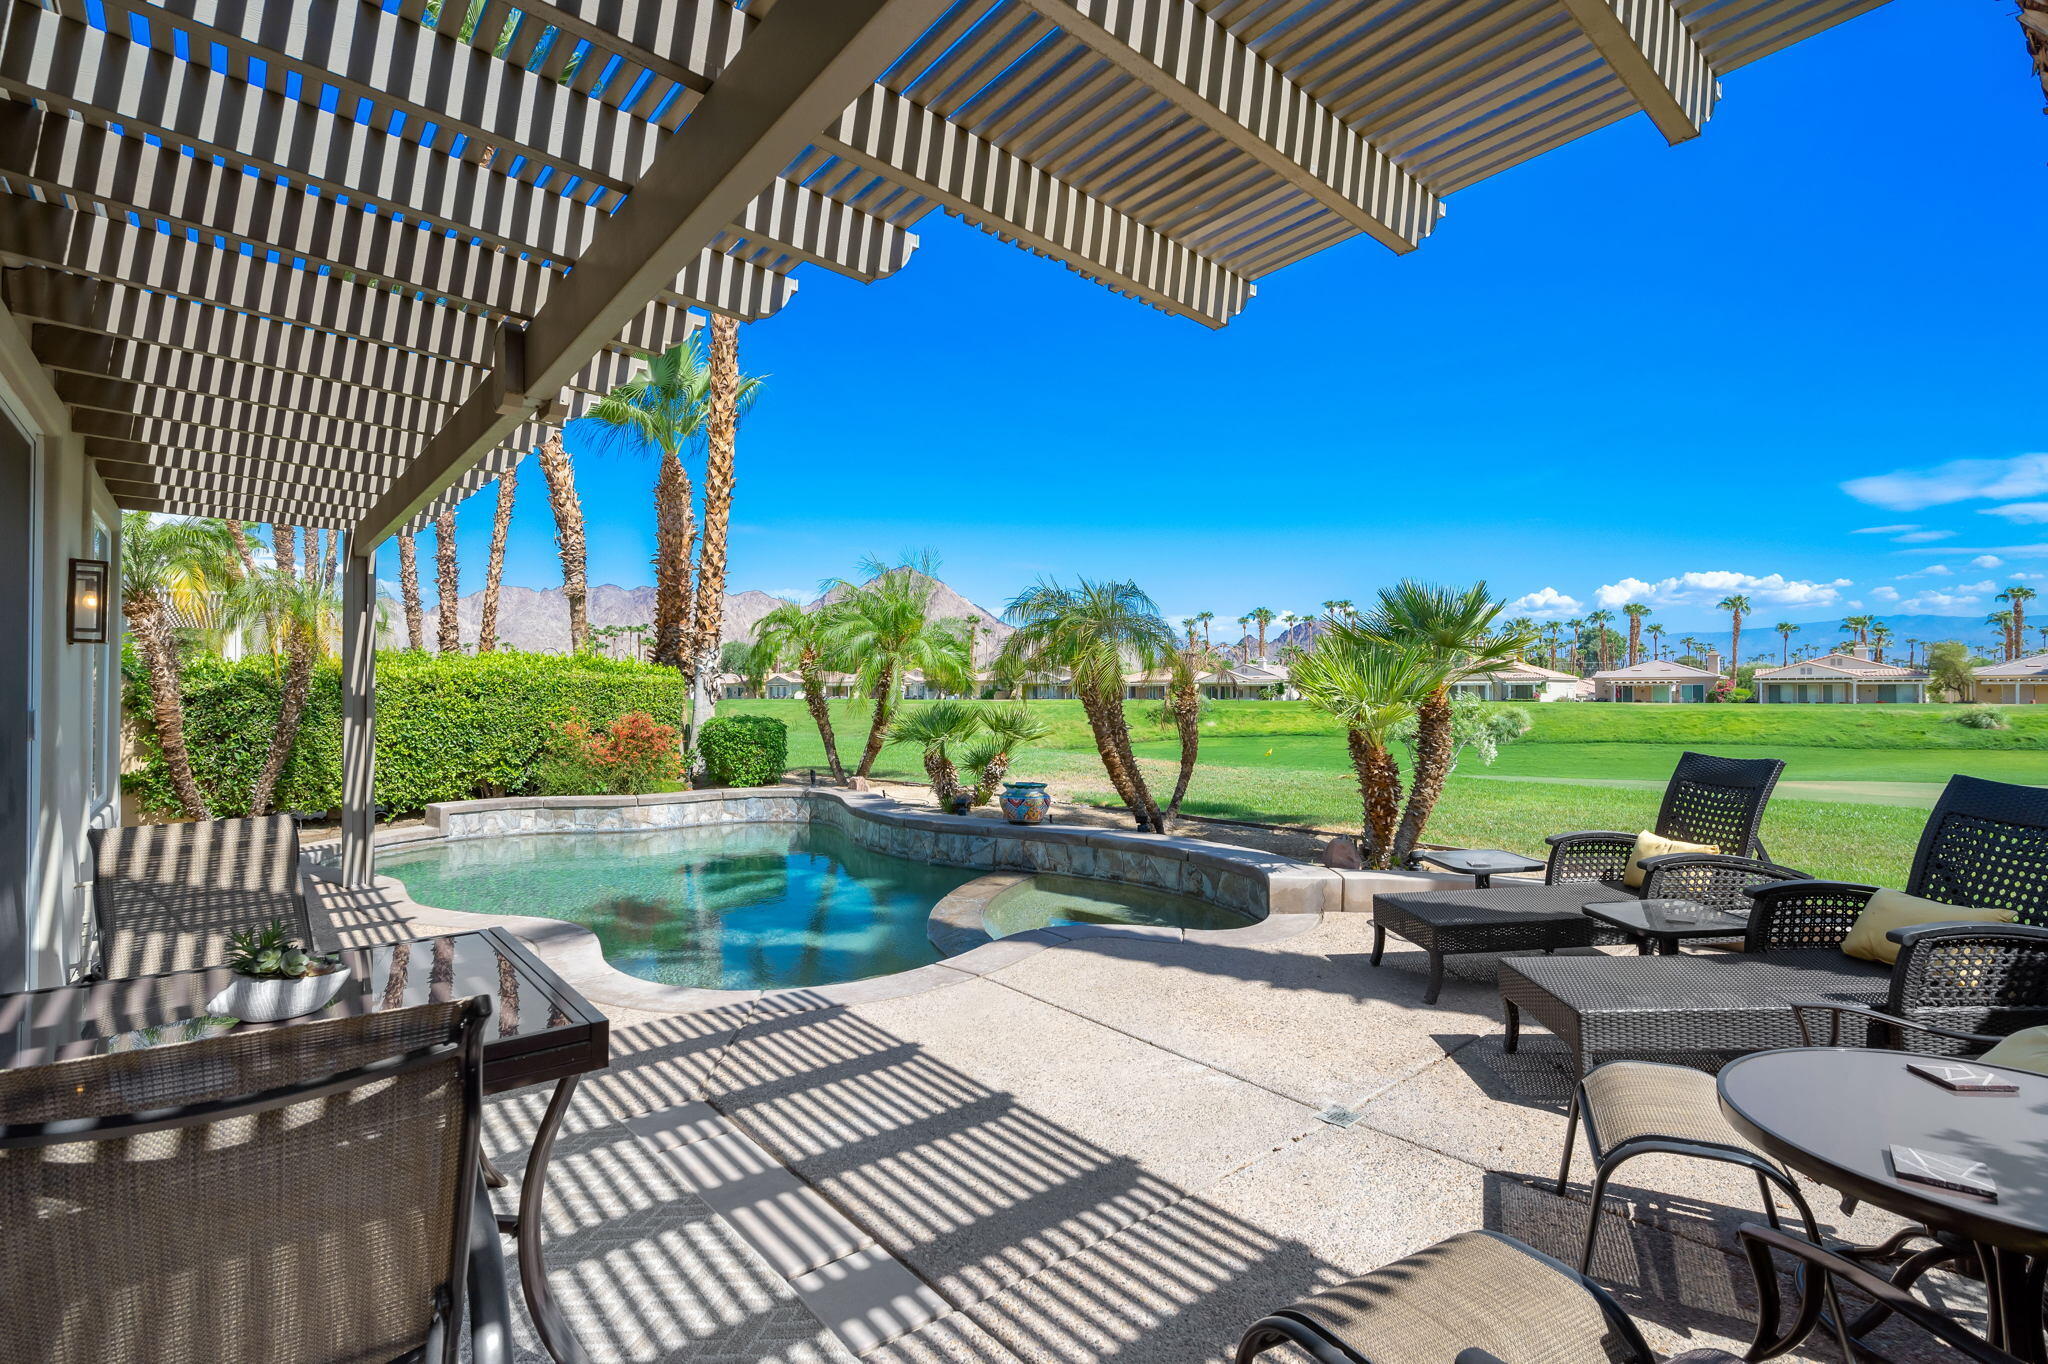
[0,0,1890,883]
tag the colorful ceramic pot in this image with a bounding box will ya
[1000,781,1050,825]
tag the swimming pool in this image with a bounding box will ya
[982,873,1252,938]
[381,824,979,990]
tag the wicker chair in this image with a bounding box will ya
[1556,1061,1819,1274]
[87,815,313,979]
[1236,1224,2014,1364]
[0,997,509,1364]
[1371,754,1796,1003]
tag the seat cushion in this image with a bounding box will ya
[1840,888,2014,965]
[1580,1060,1758,1157]
[1979,1026,2048,1076]
[1623,831,1719,889]
[1376,883,1611,927]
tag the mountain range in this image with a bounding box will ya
[403,574,1014,663]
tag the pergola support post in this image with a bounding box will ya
[340,542,378,889]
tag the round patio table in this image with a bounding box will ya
[1718,1047,2048,1364]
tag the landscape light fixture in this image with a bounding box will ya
[67,559,108,644]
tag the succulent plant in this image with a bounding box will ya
[225,921,333,980]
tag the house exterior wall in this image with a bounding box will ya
[1973,682,2048,704]
[2,296,119,989]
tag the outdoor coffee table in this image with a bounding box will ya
[1371,883,1615,1005]
[1582,898,1750,955]
[1720,1047,2048,1363]
[1409,847,1545,888]
[0,927,608,1364]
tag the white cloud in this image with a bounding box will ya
[1504,587,1582,618]
[1842,453,2048,511]
[1971,555,2005,569]
[1897,564,1952,578]
[1982,503,2048,525]
[1853,524,1918,534]
[1892,529,1954,543]
[1592,570,1852,611]
[1897,590,1988,613]
[1959,580,1998,593]
[1869,586,1900,601]
[1899,543,2048,556]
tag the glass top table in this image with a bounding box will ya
[1408,847,1545,888]
[0,928,609,1363]
[1582,898,1750,954]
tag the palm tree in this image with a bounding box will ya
[475,464,518,654]
[1905,636,1922,668]
[1622,603,1652,667]
[1585,609,1615,670]
[120,513,240,819]
[1998,586,2037,661]
[1774,621,1800,665]
[1003,578,1175,831]
[433,508,461,653]
[753,600,848,781]
[961,704,1054,806]
[396,530,426,649]
[826,560,974,780]
[687,314,755,746]
[1245,606,1276,661]
[1289,622,1436,866]
[886,701,981,808]
[1646,622,1666,661]
[1192,610,1215,647]
[1166,640,1226,817]
[1869,621,1894,664]
[1565,617,1585,674]
[533,430,590,652]
[1987,610,2016,660]
[1840,614,1873,647]
[2038,625,2047,654]
[271,523,296,578]
[225,520,256,578]
[1716,594,1752,673]
[1235,615,1251,660]
[1544,622,1565,670]
[1359,581,1534,863]
[235,568,340,815]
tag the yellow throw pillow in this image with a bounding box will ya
[1979,1027,2048,1077]
[1623,831,1719,889]
[1840,888,2015,965]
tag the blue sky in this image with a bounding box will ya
[415,0,2044,634]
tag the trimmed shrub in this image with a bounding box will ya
[545,711,685,794]
[697,714,788,787]
[124,649,689,817]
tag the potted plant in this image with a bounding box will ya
[206,922,352,1022]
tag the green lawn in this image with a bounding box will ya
[719,698,2048,887]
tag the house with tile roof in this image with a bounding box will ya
[1754,651,1930,703]
[1587,659,1724,703]
[1973,653,2048,704]
[1453,661,1584,703]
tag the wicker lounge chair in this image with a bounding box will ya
[87,814,312,979]
[0,997,508,1364]
[1235,1223,2014,1364]
[1372,753,1793,1003]
[1499,774,2048,1073]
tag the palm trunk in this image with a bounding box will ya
[125,598,210,819]
[398,530,426,650]
[1348,731,1404,869]
[534,432,589,652]
[1096,686,1162,831]
[434,508,462,653]
[1167,675,1201,816]
[321,529,337,591]
[272,524,297,579]
[248,623,314,814]
[650,447,695,669]
[1627,620,1641,667]
[477,466,516,654]
[1076,686,1145,819]
[855,662,898,778]
[922,748,961,807]
[1393,686,1455,863]
[226,520,256,578]
[799,653,846,780]
[301,528,318,584]
[1729,620,1741,673]
[971,749,1013,806]
[686,314,740,754]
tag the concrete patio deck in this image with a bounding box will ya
[314,875,1981,1364]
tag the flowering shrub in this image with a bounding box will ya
[549,711,685,794]
[1705,680,1752,704]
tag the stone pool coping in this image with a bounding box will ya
[310,785,1493,1014]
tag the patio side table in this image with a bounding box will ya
[1581,898,1750,955]
[0,928,608,1364]
[1720,1047,2048,1364]
[1408,847,1545,889]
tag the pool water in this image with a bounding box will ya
[381,825,978,990]
[983,873,1252,938]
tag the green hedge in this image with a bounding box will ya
[697,714,788,787]
[124,649,690,818]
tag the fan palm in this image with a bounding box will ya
[1998,586,2037,660]
[1565,617,1585,674]
[1774,621,1799,664]
[825,560,974,779]
[532,430,590,651]
[962,704,1054,806]
[1357,581,1534,862]
[476,463,518,653]
[1717,594,1752,671]
[1247,606,1276,661]
[1622,603,1652,666]
[1289,623,1438,866]
[753,600,848,780]
[120,513,242,818]
[1585,609,1615,670]
[886,701,983,808]
[1869,622,1894,664]
[1003,578,1176,831]
[1646,622,1666,660]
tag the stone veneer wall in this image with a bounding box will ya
[381,785,1345,919]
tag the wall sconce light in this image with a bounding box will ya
[68,558,109,644]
